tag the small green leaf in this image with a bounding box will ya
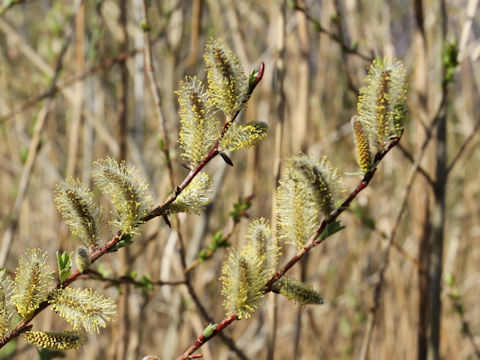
[56,251,72,284]
[203,323,217,337]
[136,274,154,293]
[229,196,253,223]
[96,262,111,278]
[352,204,376,230]
[445,273,455,287]
[125,271,137,281]
[110,233,133,251]
[38,348,66,360]
[318,221,345,242]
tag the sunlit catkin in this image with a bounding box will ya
[176,76,219,167]
[219,121,268,152]
[54,177,101,249]
[221,250,264,319]
[351,115,372,174]
[357,57,406,150]
[221,219,279,319]
[93,157,152,234]
[289,155,344,219]
[204,38,247,117]
[13,249,53,319]
[23,330,86,350]
[165,172,212,215]
[49,287,116,334]
[75,246,90,273]
[242,218,279,277]
[272,277,324,305]
[276,164,319,248]
[0,270,14,335]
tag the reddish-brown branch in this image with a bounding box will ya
[175,315,238,360]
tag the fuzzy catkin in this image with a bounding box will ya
[357,57,406,149]
[13,249,53,319]
[54,177,101,249]
[176,76,219,167]
[49,287,116,333]
[23,330,86,350]
[204,38,247,117]
[351,115,372,173]
[92,157,152,234]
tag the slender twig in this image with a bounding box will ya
[290,0,373,62]
[185,223,237,274]
[176,315,238,360]
[397,143,435,188]
[141,0,175,187]
[446,117,480,175]
[0,0,29,16]
[87,269,186,288]
[447,292,480,359]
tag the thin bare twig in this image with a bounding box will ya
[87,269,186,288]
[446,117,480,175]
[290,0,373,62]
[141,0,175,187]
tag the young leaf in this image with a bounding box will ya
[56,251,72,284]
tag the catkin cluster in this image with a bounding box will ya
[220,56,407,319]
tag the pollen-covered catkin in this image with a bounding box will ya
[357,57,406,150]
[351,115,372,173]
[0,270,14,335]
[54,177,101,249]
[204,38,248,117]
[49,287,116,333]
[13,249,53,319]
[23,330,86,350]
[75,246,90,273]
[176,76,219,167]
[272,277,324,305]
[92,157,152,234]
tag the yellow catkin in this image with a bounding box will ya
[49,287,116,334]
[204,38,247,117]
[351,115,372,173]
[54,177,101,249]
[23,330,85,350]
[273,277,324,305]
[92,157,152,234]
[13,249,53,320]
[357,57,406,150]
[176,76,219,167]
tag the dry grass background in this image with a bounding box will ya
[0,0,479,359]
